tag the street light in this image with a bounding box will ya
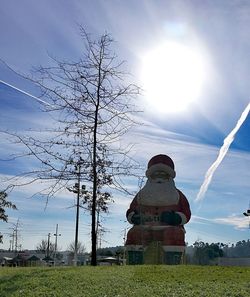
[243,202,250,229]
[67,159,87,266]
[243,209,250,217]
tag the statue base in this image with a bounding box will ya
[126,242,184,265]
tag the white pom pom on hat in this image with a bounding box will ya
[146,154,176,178]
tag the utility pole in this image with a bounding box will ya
[67,158,87,267]
[98,229,102,250]
[123,227,128,265]
[54,224,61,265]
[74,161,81,266]
[15,225,18,253]
[47,233,51,258]
[96,206,101,249]
[11,231,14,251]
[10,219,20,255]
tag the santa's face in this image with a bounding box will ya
[137,170,179,206]
[150,170,171,183]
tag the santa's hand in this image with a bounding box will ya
[160,211,182,225]
[130,213,142,225]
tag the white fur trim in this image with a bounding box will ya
[127,212,135,224]
[176,212,187,225]
[162,245,186,252]
[146,163,176,178]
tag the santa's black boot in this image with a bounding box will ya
[127,251,144,265]
[164,252,182,265]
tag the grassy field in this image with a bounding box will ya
[0,265,250,297]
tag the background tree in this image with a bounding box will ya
[81,187,113,249]
[1,27,141,265]
[193,241,224,265]
[67,241,86,266]
[67,241,86,255]
[223,240,250,258]
[36,239,56,257]
[0,191,17,243]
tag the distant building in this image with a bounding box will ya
[0,250,44,267]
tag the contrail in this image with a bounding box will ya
[196,102,250,202]
[0,79,53,107]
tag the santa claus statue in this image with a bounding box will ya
[125,154,191,264]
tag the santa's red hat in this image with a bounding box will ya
[146,154,176,178]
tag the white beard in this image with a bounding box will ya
[137,178,179,206]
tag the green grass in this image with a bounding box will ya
[0,265,250,297]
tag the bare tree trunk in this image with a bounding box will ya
[91,137,97,265]
[91,70,100,265]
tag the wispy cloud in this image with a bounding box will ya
[191,214,249,230]
[196,102,250,202]
[214,215,249,230]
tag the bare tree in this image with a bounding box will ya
[67,241,86,266]
[67,241,86,255]
[1,27,141,265]
[0,191,17,243]
[36,239,56,257]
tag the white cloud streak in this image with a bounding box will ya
[195,102,250,202]
[0,79,52,107]
[214,216,249,230]
[191,214,249,230]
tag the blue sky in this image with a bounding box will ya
[0,0,250,252]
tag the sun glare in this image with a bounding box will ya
[140,41,207,113]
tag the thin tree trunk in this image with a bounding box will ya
[91,114,98,266]
[91,49,103,266]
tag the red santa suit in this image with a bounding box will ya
[125,154,191,264]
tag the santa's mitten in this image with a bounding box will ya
[130,213,142,225]
[160,211,182,225]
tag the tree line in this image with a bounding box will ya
[186,240,250,265]
[96,240,250,265]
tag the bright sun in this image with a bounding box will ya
[140,41,207,113]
